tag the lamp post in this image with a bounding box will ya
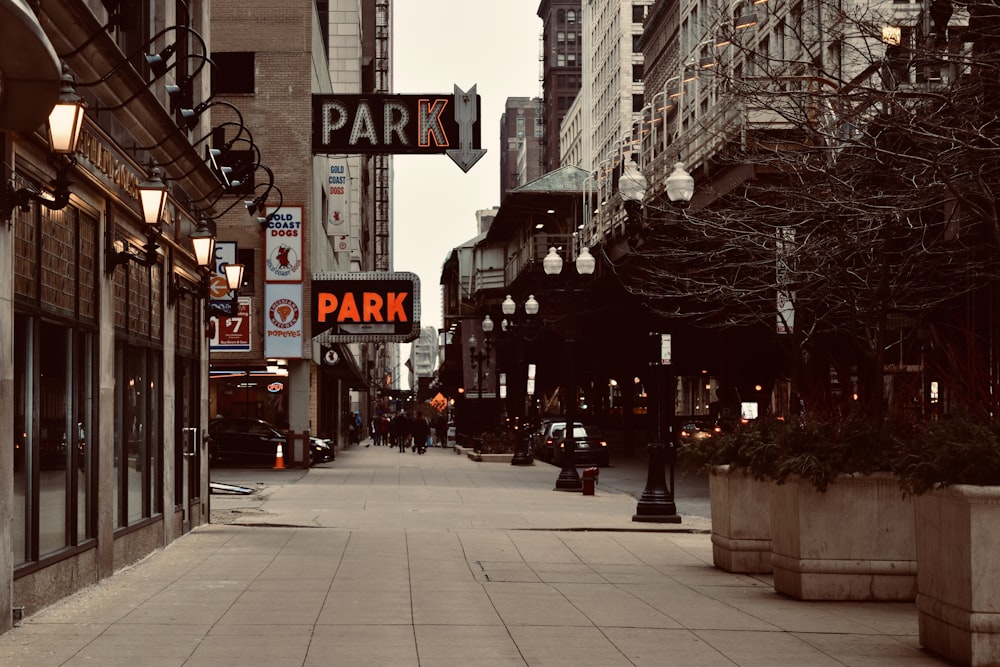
[544,245,595,491]
[467,316,494,450]
[633,161,693,523]
[468,315,494,400]
[500,294,540,466]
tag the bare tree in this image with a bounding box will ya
[624,0,1000,418]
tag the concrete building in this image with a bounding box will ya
[0,0,388,633]
[537,0,584,174]
[499,97,543,196]
[582,0,654,173]
[208,0,380,450]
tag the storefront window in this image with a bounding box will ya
[115,344,162,527]
[12,315,96,565]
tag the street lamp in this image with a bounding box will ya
[468,314,494,400]
[544,246,595,491]
[500,294,541,466]
[633,163,694,523]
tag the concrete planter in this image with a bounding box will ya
[770,472,916,601]
[915,485,1000,667]
[709,465,772,573]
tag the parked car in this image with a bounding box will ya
[551,422,610,467]
[208,417,333,466]
[530,419,561,463]
[678,420,722,445]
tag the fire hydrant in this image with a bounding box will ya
[582,467,600,495]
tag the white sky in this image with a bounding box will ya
[392,1,543,335]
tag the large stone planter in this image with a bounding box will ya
[709,465,772,573]
[915,485,1000,667]
[770,472,916,601]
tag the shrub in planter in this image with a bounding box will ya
[477,431,517,454]
[705,414,916,600]
[896,415,1000,667]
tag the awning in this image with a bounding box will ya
[0,0,61,131]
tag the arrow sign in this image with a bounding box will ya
[446,84,487,173]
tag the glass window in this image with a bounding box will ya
[567,10,576,24]
[13,315,95,565]
[115,344,162,528]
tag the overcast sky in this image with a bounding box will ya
[392,1,543,337]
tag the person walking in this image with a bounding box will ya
[434,414,448,447]
[391,412,409,452]
[379,414,390,447]
[411,411,430,455]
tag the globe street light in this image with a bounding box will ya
[468,315,494,400]
[633,161,693,523]
[544,246,595,491]
[501,294,540,465]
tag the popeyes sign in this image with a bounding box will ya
[311,272,420,343]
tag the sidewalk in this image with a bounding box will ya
[0,443,946,666]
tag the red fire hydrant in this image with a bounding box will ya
[582,467,600,495]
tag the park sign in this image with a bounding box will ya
[311,85,486,172]
[311,272,421,343]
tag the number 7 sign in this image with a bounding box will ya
[211,297,251,351]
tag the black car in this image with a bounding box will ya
[551,422,610,467]
[208,417,333,466]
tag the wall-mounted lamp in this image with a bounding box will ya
[138,164,168,225]
[169,220,244,316]
[105,233,160,274]
[1,168,74,220]
[104,164,169,272]
[189,218,216,267]
[47,63,87,155]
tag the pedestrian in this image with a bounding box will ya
[391,412,409,452]
[370,415,380,446]
[434,414,448,447]
[353,411,363,445]
[411,411,430,454]
[379,414,390,447]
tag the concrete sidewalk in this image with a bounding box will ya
[0,443,946,666]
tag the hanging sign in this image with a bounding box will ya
[311,271,420,342]
[311,85,485,172]
[264,205,304,282]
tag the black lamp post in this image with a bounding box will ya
[633,160,693,523]
[544,245,596,491]
[501,294,540,466]
[468,315,494,400]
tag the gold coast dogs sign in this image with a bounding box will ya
[311,272,420,343]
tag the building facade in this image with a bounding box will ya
[499,97,544,196]
[0,0,385,633]
[537,0,584,173]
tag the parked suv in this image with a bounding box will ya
[208,417,333,467]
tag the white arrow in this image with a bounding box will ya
[446,84,487,173]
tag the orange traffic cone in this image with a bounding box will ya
[273,443,286,469]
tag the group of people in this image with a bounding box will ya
[362,410,449,453]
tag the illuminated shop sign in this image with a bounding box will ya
[311,272,420,343]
